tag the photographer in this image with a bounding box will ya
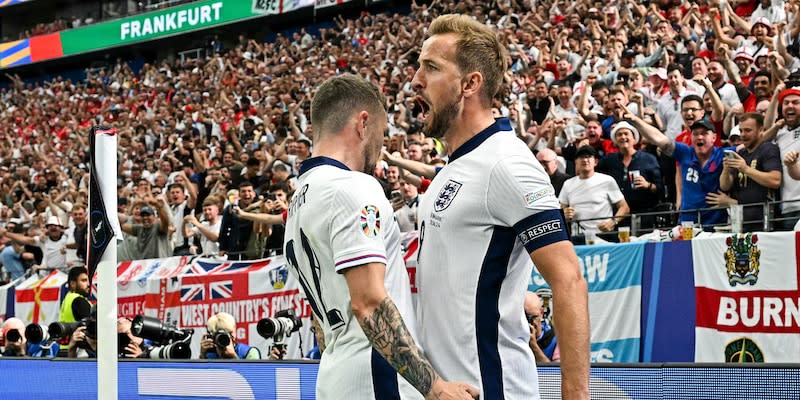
[67,324,96,358]
[117,317,146,358]
[1,317,26,357]
[200,312,260,359]
[59,266,92,323]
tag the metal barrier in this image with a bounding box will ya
[178,48,204,63]
[570,198,800,239]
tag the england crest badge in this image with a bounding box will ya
[434,180,463,212]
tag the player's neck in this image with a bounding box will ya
[311,144,363,173]
[444,107,496,157]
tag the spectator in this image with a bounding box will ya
[560,145,629,234]
[0,220,27,280]
[786,150,800,181]
[200,312,260,359]
[59,266,92,323]
[657,64,700,139]
[119,196,173,260]
[561,119,617,176]
[183,196,222,256]
[386,165,403,192]
[525,291,558,363]
[0,215,69,273]
[167,180,197,255]
[764,87,800,229]
[260,183,289,256]
[629,112,731,228]
[536,148,571,196]
[598,122,663,228]
[218,181,261,260]
[393,177,420,232]
[719,113,781,232]
[65,204,88,264]
[527,80,552,125]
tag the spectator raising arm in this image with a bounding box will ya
[785,151,800,180]
[383,149,437,179]
[624,106,675,155]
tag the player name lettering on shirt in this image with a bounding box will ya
[288,184,309,217]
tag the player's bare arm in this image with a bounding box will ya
[531,241,590,399]
[360,297,437,394]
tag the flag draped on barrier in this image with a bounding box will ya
[530,242,644,362]
[13,270,66,324]
[692,232,800,362]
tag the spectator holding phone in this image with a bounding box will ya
[720,113,781,232]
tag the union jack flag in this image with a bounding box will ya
[190,259,272,275]
[180,279,234,302]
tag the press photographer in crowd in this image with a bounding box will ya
[60,266,92,323]
[1,317,26,357]
[200,312,261,359]
[117,317,147,358]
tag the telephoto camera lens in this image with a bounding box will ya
[5,328,22,343]
[24,324,47,343]
[256,317,285,339]
[47,321,82,339]
[212,329,231,348]
[146,341,192,359]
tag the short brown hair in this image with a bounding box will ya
[428,14,508,106]
[311,74,385,139]
[739,112,764,128]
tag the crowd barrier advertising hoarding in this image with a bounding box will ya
[0,359,798,400]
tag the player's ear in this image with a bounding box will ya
[462,72,483,98]
[355,110,369,139]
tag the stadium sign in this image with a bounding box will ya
[119,2,225,41]
[61,0,257,54]
[0,0,314,69]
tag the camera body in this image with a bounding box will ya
[212,329,232,348]
[48,317,95,341]
[256,309,302,352]
[131,315,194,359]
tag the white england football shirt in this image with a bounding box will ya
[416,118,569,400]
[284,156,422,400]
[776,125,800,213]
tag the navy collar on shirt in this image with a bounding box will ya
[448,118,512,163]
[298,156,351,176]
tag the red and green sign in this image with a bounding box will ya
[0,0,294,69]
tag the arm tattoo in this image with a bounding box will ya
[359,297,438,396]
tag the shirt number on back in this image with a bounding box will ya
[285,229,344,329]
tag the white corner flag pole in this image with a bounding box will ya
[93,128,121,400]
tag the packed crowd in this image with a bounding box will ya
[0,0,799,283]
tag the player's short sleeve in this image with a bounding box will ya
[488,155,569,253]
[329,177,391,273]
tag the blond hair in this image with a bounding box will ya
[207,312,236,333]
[428,14,508,106]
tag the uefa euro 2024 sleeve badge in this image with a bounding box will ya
[724,233,761,286]
[361,205,381,237]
